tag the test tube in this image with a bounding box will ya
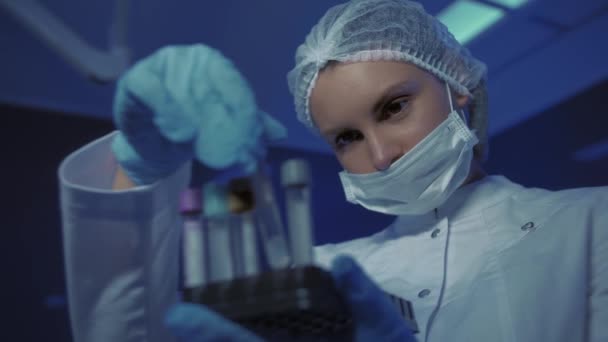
[251,165,291,269]
[180,188,206,288]
[227,178,259,277]
[203,182,234,283]
[281,159,314,265]
[238,212,259,276]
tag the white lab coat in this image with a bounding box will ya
[60,132,608,342]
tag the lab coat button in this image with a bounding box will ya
[418,289,431,298]
[521,221,535,231]
[431,229,440,238]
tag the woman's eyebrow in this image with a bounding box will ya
[371,80,417,113]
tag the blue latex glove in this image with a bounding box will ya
[165,303,265,342]
[331,255,417,341]
[112,44,286,185]
[165,256,416,341]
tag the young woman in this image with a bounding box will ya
[60,1,607,341]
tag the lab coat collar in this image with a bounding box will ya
[389,175,522,236]
[436,175,522,221]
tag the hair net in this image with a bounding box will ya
[287,0,489,160]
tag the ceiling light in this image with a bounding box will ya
[487,0,529,9]
[438,0,505,44]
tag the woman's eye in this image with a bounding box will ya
[381,99,408,120]
[334,130,363,149]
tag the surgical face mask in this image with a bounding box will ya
[338,84,479,216]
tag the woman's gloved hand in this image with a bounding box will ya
[331,255,417,341]
[165,256,416,341]
[112,44,286,185]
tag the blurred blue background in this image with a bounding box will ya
[0,0,607,340]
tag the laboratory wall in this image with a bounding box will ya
[1,77,607,341]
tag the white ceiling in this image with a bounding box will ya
[1,0,607,153]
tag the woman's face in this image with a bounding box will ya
[309,61,469,174]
